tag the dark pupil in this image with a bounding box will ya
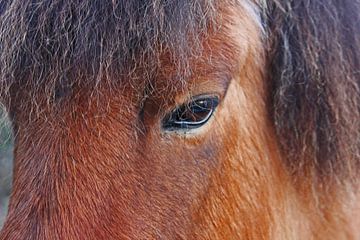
[163,97,219,130]
[177,100,212,122]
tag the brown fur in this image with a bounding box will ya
[0,0,359,239]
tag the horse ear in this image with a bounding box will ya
[266,0,360,181]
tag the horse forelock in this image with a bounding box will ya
[0,0,220,101]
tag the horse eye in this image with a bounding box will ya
[162,96,219,131]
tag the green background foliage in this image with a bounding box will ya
[0,108,13,229]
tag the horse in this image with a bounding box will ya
[0,0,359,239]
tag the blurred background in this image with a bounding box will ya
[0,108,13,229]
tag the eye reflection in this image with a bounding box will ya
[162,96,219,131]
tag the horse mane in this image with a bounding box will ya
[0,0,217,100]
[0,0,359,183]
[267,0,360,183]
